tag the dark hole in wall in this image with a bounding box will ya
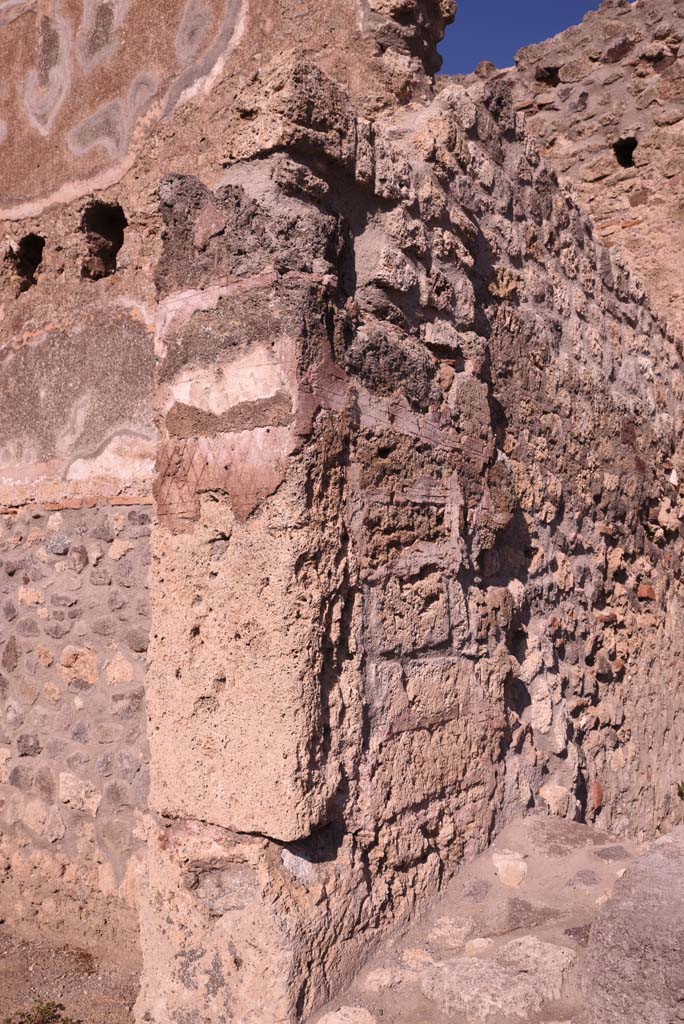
[10,233,45,291]
[535,65,560,87]
[80,200,127,279]
[613,136,638,168]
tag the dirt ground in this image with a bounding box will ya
[0,933,138,1023]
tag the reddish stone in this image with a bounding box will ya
[637,583,656,601]
[590,780,604,812]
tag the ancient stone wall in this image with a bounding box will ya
[0,48,157,952]
[0,501,150,960]
[139,58,684,1023]
[0,0,457,1007]
[497,0,684,336]
[2,0,684,1022]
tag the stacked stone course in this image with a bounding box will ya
[140,62,684,1020]
[498,0,684,336]
[1,0,684,1021]
[0,501,150,959]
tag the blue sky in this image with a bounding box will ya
[438,0,600,75]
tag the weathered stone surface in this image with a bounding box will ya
[141,49,684,1014]
[500,0,684,338]
[2,0,684,1020]
[582,828,684,1024]
[419,937,576,1021]
[0,505,149,960]
[312,816,644,1024]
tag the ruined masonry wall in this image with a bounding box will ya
[0,0,457,1003]
[138,60,684,1022]
[0,500,150,961]
[3,0,684,1022]
[499,0,684,336]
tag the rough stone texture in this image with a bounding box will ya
[498,0,684,336]
[310,815,652,1024]
[0,196,156,508]
[142,53,684,1024]
[0,503,150,959]
[2,0,684,1021]
[0,0,454,215]
[0,303,156,507]
[583,827,684,1024]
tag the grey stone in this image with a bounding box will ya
[66,544,89,573]
[43,620,72,639]
[5,702,24,727]
[90,566,112,586]
[128,510,150,526]
[16,618,39,636]
[66,751,91,771]
[71,721,90,744]
[583,829,684,1024]
[69,676,94,691]
[91,518,114,542]
[9,764,33,790]
[594,845,630,862]
[462,879,491,903]
[17,734,42,757]
[92,616,116,636]
[567,869,601,889]
[34,766,56,802]
[46,534,71,556]
[97,753,114,778]
[1,636,20,671]
[115,559,135,588]
[119,751,141,781]
[127,627,149,653]
[112,687,145,718]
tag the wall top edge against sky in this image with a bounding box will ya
[438,0,637,76]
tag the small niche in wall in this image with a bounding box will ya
[535,65,561,87]
[9,233,45,291]
[613,136,638,169]
[80,200,128,279]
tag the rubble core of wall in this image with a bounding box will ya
[497,0,684,336]
[0,502,150,962]
[136,51,684,1021]
[0,0,459,1012]
[3,0,684,1021]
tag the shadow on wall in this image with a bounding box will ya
[6,233,45,291]
[80,200,128,280]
